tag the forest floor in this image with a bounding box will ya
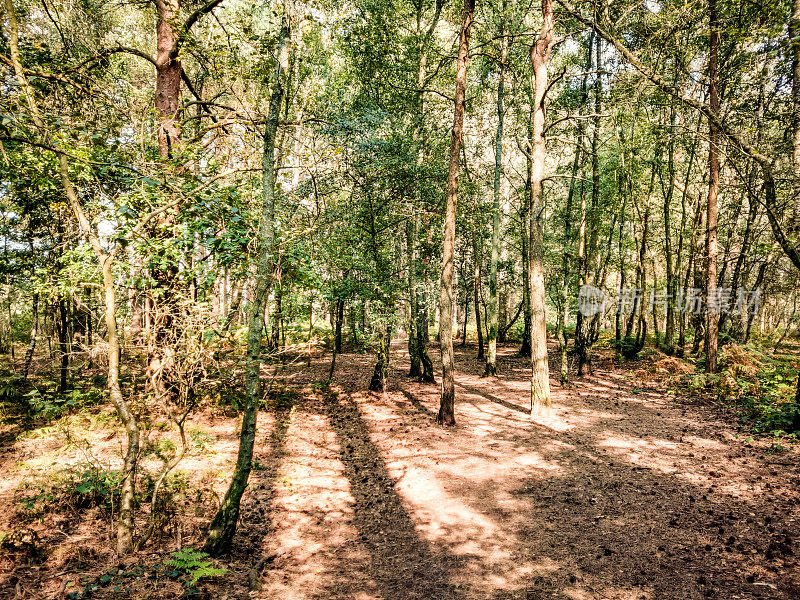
[1,340,799,599]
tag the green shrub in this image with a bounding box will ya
[164,547,228,585]
[19,462,122,517]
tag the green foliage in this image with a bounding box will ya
[164,547,228,585]
[687,345,800,435]
[189,428,216,454]
[24,386,106,422]
[19,462,122,518]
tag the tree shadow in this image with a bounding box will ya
[455,380,530,414]
[227,400,292,586]
[319,390,465,600]
[395,386,438,419]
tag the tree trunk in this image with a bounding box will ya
[369,324,389,392]
[407,222,421,377]
[662,94,677,354]
[307,295,313,367]
[676,127,699,358]
[409,0,441,381]
[334,296,344,354]
[57,296,69,393]
[528,0,554,416]
[485,8,507,376]
[576,31,601,375]
[473,236,484,360]
[615,142,628,357]
[560,125,582,381]
[519,134,532,360]
[791,0,800,230]
[459,291,469,347]
[705,0,720,374]
[155,0,182,159]
[23,292,38,380]
[204,21,289,557]
[498,291,508,343]
[438,0,474,426]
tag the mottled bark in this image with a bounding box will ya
[528,0,554,416]
[369,325,389,392]
[485,8,507,376]
[204,21,289,556]
[704,0,720,374]
[154,0,182,159]
[473,236,484,360]
[791,0,800,230]
[23,292,38,380]
[438,0,474,426]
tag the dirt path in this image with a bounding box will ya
[3,341,797,599]
[235,341,799,600]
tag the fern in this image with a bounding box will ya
[165,547,228,585]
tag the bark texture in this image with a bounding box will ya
[204,21,289,556]
[438,0,475,426]
[528,0,554,416]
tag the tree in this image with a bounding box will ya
[2,0,143,553]
[527,0,555,416]
[484,1,509,377]
[704,0,720,374]
[204,18,290,557]
[438,0,475,426]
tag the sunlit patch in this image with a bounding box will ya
[595,433,685,475]
[563,585,653,600]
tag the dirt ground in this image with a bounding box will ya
[2,340,799,599]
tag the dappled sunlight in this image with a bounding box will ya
[563,586,653,600]
[261,406,376,599]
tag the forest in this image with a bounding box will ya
[1,0,799,598]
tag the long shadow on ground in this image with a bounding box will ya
[321,389,465,600]
[228,395,293,587]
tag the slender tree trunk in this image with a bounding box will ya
[577,30,602,375]
[100,256,139,555]
[519,190,532,358]
[409,1,441,381]
[438,0,475,426]
[23,292,38,380]
[485,9,507,376]
[676,126,699,357]
[560,125,582,381]
[614,136,628,357]
[636,209,650,349]
[721,195,758,335]
[3,0,141,554]
[662,96,677,354]
[369,324,389,392]
[791,0,800,230]
[705,0,720,374]
[407,221,421,377]
[691,190,706,354]
[460,291,469,347]
[57,296,69,393]
[334,296,344,354]
[744,259,769,343]
[528,0,554,416]
[474,236,484,360]
[418,302,435,382]
[204,21,289,556]
[308,294,313,367]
